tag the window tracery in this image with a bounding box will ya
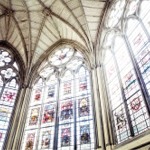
[22,47,95,150]
[0,47,20,150]
[103,0,150,144]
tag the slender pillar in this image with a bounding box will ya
[13,86,32,150]
[96,65,114,150]
[91,66,105,150]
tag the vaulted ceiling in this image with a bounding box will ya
[0,0,108,68]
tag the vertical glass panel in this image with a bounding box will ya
[104,49,130,143]
[22,48,94,150]
[22,131,37,150]
[30,79,44,106]
[76,96,93,122]
[0,79,18,149]
[140,0,150,34]
[76,67,90,96]
[27,106,41,129]
[137,44,150,94]
[126,19,148,54]
[0,48,19,150]
[77,121,94,150]
[59,99,73,124]
[60,71,73,99]
[41,103,56,127]
[114,36,150,137]
[58,124,74,150]
[113,106,129,143]
[38,127,54,150]
[45,75,57,103]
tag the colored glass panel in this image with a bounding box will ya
[42,104,55,124]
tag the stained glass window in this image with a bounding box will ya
[103,0,150,145]
[0,47,20,150]
[22,47,95,149]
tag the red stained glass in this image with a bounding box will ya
[42,105,55,123]
[2,91,16,101]
[130,97,141,111]
[63,82,71,95]
[34,89,42,101]
[79,78,87,91]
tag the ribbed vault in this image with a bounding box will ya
[0,0,107,68]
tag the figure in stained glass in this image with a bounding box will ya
[61,128,71,146]
[34,89,42,101]
[42,105,55,123]
[63,81,71,95]
[60,101,73,121]
[80,125,90,144]
[25,133,35,150]
[79,98,89,117]
[115,109,126,130]
[41,131,51,149]
[29,108,40,126]
[47,86,55,98]
[79,77,87,91]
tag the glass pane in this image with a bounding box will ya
[38,127,54,150]
[41,103,56,127]
[49,47,74,66]
[59,100,74,124]
[114,36,150,137]
[112,105,130,143]
[140,0,150,34]
[137,44,150,94]
[22,131,37,150]
[106,0,125,28]
[22,48,94,150]
[125,0,139,17]
[126,19,148,54]
[76,121,94,150]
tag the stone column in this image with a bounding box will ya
[91,66,105,150]
[96,65,114,150]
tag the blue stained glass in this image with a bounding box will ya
[80,125,90,144]
[61,128,71,146]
